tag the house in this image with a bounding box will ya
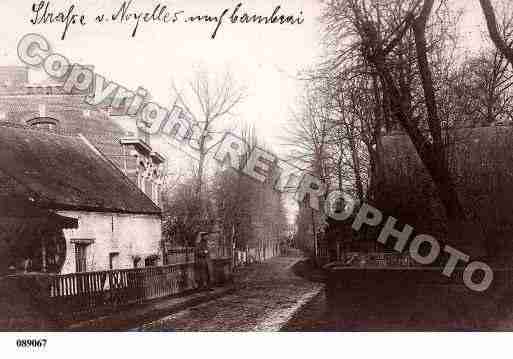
[0,124,163,274]
[0,65,171,273]
[0,66,166,205]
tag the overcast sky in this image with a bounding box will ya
[0,0,496,162]
[0,1,494,145]
[0,0,322,152]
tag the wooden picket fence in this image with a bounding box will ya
[48,263,197,315]
[47,257,230,316]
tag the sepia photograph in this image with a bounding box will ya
[1,0,513,356]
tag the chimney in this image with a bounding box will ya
[0,66,28,89]
[137,127,150,146]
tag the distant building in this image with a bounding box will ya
[0,125,163,274]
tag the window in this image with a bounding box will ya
[83,109,91,117]
[138,163,146,191]
[75,243,88,272]
[151,170,160,205]
[145,179,152,197]
[0,111,5,120]
[138,175,146,193]
[152,183,160,206]
[109,252,119,270]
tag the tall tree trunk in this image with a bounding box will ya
[480,0,513,67]
[411,1,486,256]
[369,74,385,203]
[348,135,365,202]
[197,152,205,194]
[372,48,485,255]
[337,156,344,192]
[348,0,486,257]
[412,0,442,149]
[196,134,207,222]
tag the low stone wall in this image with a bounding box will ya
[324,266,513,329]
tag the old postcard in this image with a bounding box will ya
[1,0,512,356]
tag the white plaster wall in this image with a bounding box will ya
[59,211,162,274]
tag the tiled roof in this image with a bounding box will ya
[0,124,161,215]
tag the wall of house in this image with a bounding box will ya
[59,211,162,274]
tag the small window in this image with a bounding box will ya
[138,163,146,191]
[109,252,119,270]
[145,180,152,197]
[138,174,146,193]
[152,183,160,206]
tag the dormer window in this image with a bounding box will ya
[27,117,59,132]
[138,162,147,191]
[152,182,161,206]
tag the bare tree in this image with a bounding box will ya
[173,69,246,199]
[162,177,214,247]
[321,0,487,254]
[283,82,336,254]
[214,126,288,263]
[458,49,513,126]
[328,74,376,202]
[284,81,336,187]
[471,1,513,124]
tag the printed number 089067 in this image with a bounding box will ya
[16,339,47,348]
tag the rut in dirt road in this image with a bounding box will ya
[137,256,323,331]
